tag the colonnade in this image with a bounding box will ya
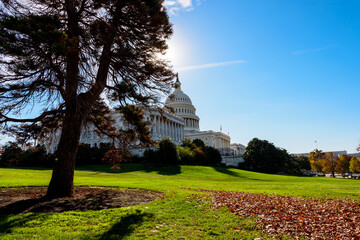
[215,136,231,149]
[152,114,184,142]
[183,117,199,129]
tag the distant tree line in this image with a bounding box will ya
[0,142,111,167]
[241,138,311,175]
[309,149,360,176]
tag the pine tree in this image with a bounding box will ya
[0,0,174,198]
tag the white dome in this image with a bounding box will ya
[164,75,200,132]
[165,88,192,105]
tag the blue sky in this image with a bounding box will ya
[1,0,360,154]
[163,0,360,153]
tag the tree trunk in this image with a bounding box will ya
[46,111,83,199]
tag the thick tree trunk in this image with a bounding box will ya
[46,111,83,199]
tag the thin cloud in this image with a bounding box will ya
[176,60,247,71]
[291,44,339,55]
[178,0,192,8]
[164,1,176,6]
[164,0,203,15]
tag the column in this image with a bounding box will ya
[165,121,167,136]
[157,116,160,136]
[175,123,178,140]
[163,120,165,136]
[170,121,172,138]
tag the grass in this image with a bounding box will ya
[1,164,360,239]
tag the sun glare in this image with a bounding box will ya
[158,37,188,69]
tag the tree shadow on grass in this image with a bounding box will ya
[119,164,181,176]
[212,166,241,177]
[99,210,154,240]
[212,166,271,181]
[0,213,48,236]
[0,198,46,215]
[152,165,181,176]
[78,164,182,176]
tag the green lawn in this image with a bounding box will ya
[1,164,359,239]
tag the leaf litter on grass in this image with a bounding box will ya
[212,191,360,239]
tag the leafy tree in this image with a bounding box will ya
[322,152,337,177]
[309,149,326,172]
[243,138,286,174]
[0,0,174,198]
[0,142,22,167]
[192,139,206,149]
[157,137,179,165]
[335,154,350,175]
[349,157,360,173]
[293,155,311,170]
[181,139,193,148]
[311,160,324,173]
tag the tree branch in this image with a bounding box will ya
[0,109,64,123]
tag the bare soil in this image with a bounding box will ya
[0,187,162,214]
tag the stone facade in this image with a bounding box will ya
[80,108,185,147]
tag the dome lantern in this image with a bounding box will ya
[175,73,181,89]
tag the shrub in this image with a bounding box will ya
[143,148,158,163]
[193,147,206,165]
[203,146,222,166]
[157,137,179,165]
[177,146,195,164]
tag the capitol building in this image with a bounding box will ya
[80,76,245,166]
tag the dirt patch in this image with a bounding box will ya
[0,187,162,214]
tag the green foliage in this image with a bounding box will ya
[0,0,175,198]
[19,145,53,167]
[76,143,111,166]
[203,146,222,166]
[294,155,311,170]
[349,157,360,173]
[181,138,192,148]
[192,147,207,165]
[177,146,196,164]
[143,148,158,163]
[157,137,179,165]
[311,160,324,173]
[144,138,222,166]
[178,139,222,166]
[0,142,22,167]
[336,154,350,175]
[243,138,309,175]
[243,138,285,174]
[192,139,206,149]
[0,142,53,167]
